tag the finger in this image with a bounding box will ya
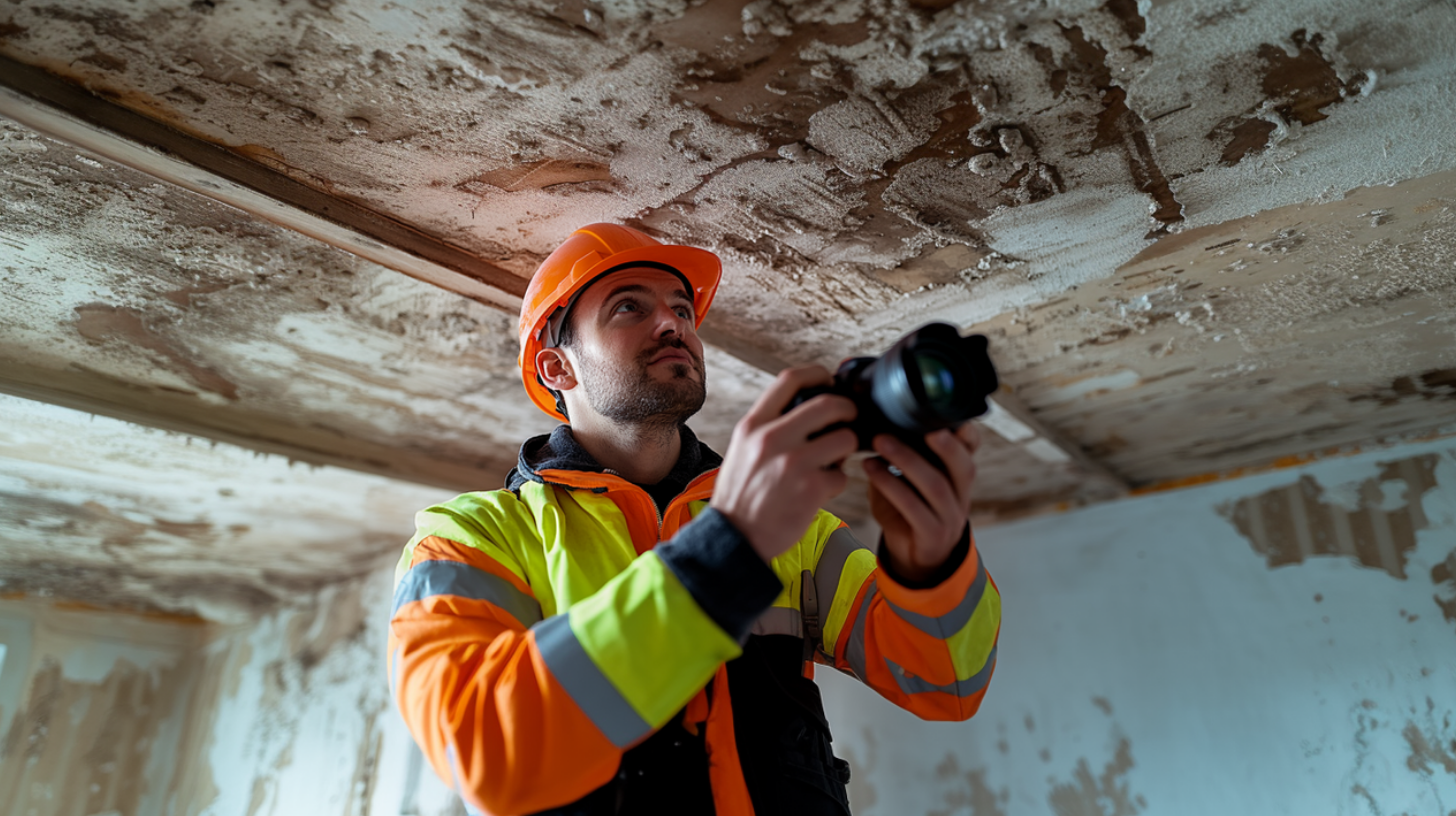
[957,420,983,456]
[776,392,857,441]
[799,426,858,468]
[743,365,835,425]
[815,466,851,501]
[927,429,978,503]
[863,456,937,542]
[873,435,957,522]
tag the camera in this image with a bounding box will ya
[787,322,998,471]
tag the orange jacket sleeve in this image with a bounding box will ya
[388,535,625,814]
[825,527,1001,721]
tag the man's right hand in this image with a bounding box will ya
[713,366,859,564]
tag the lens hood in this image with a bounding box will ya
[872,323,997,432]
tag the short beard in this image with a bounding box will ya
[578,338,706,430]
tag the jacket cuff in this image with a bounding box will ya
[655,508,783,641]
[876,525,978,616]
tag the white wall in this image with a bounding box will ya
[172,569,461,816]
[820,437,1456,815]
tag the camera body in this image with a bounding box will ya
[787,322,998,471]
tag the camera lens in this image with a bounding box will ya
[871,323,997,435]
[915,350,958,414]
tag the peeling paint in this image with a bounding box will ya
[1210,29,1366,166]
[1433,546,1456,630]
[1218,454,1439,579]
[2,0,1455,522]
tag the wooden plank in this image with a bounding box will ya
[0,54,525,311]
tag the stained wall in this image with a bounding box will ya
[0,598,205,816]
[820,436,1456,815]
[169,570,460,816]
[0,573,461,816]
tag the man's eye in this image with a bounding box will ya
[675,307,691,319]
[614,301,639,313]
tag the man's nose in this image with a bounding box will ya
[652,305,690,338]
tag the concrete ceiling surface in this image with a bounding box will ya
[1,0,1455,608]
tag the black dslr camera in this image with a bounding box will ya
[787,322,998,472]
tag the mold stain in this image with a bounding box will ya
[1217,455,1440,580]
[930,752,1009,816]
[1402,703,1456,779]
[0,654,190,816]
[73,303,240,400]
[1047,736,1145,816]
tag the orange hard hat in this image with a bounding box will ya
[518,223,722,422]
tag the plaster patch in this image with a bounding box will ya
[1217,454,1440,579]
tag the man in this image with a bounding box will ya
[388,223,1000,815]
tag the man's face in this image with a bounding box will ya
[562,267,707,427]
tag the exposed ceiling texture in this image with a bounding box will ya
[1,0,1454,617]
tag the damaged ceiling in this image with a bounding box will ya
[1,0,1454,616]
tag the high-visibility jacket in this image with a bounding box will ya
[388,426,1000,815]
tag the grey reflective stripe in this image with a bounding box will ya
[814,527,871,624]
[885,644,997,697]
[534,614,653,749]
[843,579,878,681]
[750,606,802,637]
[393,560,543,628]
[884,557,988,639]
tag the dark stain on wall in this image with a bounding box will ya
[1047,736,1145,816]
[931,752,1008,816]
[0,654,191,815]
[1402,717,1456,778]
[1218,455,1440,579]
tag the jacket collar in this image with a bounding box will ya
[506,423,722,494]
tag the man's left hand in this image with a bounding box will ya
[864,422,983,585]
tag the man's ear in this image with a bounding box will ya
[536,347,577,393]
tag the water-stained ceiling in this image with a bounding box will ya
[1,0,1453,616]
